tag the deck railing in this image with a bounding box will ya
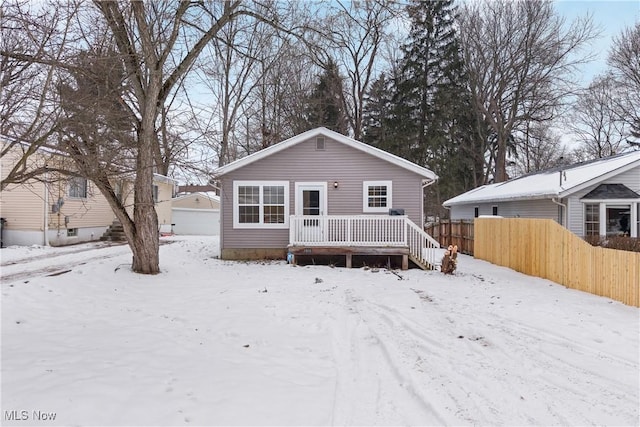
[289,215,441,268]
[290,215,407,246]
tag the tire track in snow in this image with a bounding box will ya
[0,241,127,267]
[329,287,452,426]
[1,247,132,283]
[406,283,639,426]
[359,297,501,425]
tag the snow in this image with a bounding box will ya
[2,236,639,426]
[443,150,640,205]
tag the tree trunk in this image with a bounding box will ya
[130,92,161,274]
[131,141,160,273]
[495,132,508,182]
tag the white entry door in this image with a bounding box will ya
[295,182,327,242]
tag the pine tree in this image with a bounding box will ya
[363,0,482,217]
[303,59,348,134]
[362,73,396,152]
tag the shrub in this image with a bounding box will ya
[585,235,640,253]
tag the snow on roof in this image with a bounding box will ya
[444,151,640,206]
[213,127,438,182]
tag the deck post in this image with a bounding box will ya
[403,217,408,245]
[289,216,295,245]
[346,253,352,268]
[402,254,408,270]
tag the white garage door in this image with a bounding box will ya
[171,208,220,235]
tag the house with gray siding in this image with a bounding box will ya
[213,127,441,269]
[443,151,640,238]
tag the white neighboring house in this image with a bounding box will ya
[443,151,640,238]
[171,192,220,236]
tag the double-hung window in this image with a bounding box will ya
[363,181,392,213]
[68,177,88,198]
[584,204,599,236]
[234,181,289,228]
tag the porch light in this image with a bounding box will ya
[333,181,339,189]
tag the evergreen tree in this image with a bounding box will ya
[363,0,480,217]
[362,73,397,152]
[395,0,462,162]
[303,59,348,134]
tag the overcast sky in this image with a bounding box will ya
[554,0,640,84]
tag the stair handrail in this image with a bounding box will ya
[405,218,441,268]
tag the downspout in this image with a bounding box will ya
[422,178,437,226]
[551,197,567,228]
[43,171,49,246]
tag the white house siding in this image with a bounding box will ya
[172,208,220,235]
[0,181,47,233]
[155,180,175,233]
[566,165,640,237]
[220,136,425,252]
[1,175,113,247]
[172,194,219,210]
[449,199,560,222]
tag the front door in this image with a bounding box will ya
[295,182,327,242]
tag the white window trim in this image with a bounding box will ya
[295,182,328,216]
[581,200,639,238]
[68,177,88,199]
[233,180,289,229]
[362,180,392,213]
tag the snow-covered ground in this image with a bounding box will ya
[1,236,638,426]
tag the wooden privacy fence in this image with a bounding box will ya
[475,218,640,307]
[425,220,474,255]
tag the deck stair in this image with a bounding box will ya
[405,219,442,270]
[100,219,127,242]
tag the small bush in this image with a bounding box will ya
[585,235,640,253]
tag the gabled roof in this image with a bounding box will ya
[153,173,178,185]
[172,191,220,202]
[582,184,640,199]
[2,137,176,184]
[213,127,438,182]
[444,150,640,206]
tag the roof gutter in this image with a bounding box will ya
[422,177,437,189]
[445,193,554,207]
[421,178,438,225]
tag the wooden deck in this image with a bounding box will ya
[287,245,411,269]
[288,215,441,270]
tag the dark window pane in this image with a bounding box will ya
[239,205,259,223]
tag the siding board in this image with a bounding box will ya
[1,142,176,245]
[220,136,427,251]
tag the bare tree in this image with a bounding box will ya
[566,75,628,158]
[2,1,256,274]
[513,122,570,175]
[608,22,640,144]
[196,12,282,167]
[241,38,316,153]
[459,0,598,182]
[327,0,400,139]
[0,0,80,189]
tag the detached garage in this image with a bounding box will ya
[171,192,220,236]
